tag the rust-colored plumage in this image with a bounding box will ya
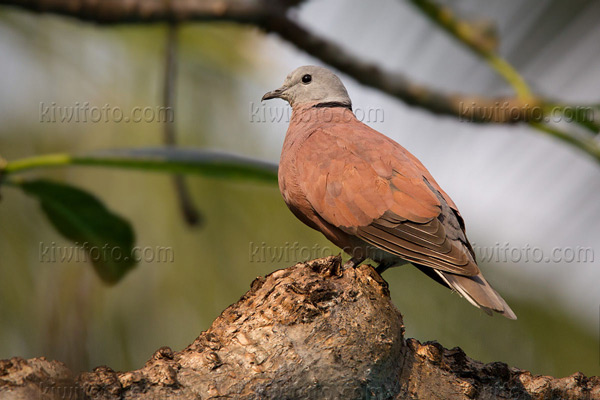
[263,66,516,319]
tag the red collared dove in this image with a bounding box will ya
[262,65,516,319]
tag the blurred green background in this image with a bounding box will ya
[0,0,599,379]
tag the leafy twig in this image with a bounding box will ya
[2,148,279,184]
[408,0,600,163]
[409,0,532,99]
[529,122,600,162]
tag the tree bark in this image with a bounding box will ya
[0,256,598,399]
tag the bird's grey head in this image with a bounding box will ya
[262,66,351,109]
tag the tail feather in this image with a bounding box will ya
[435,270,517,320]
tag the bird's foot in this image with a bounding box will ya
[342,256,365,269]
[375,261,395,275]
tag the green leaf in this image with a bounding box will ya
[19,179,136,285]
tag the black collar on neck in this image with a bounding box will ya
[312,101,352,111]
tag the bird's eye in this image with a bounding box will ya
[301,74,312,84]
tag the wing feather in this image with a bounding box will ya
[296,127,479,276]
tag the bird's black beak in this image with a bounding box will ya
[262,86,286,101]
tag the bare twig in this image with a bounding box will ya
[163,22,202,226]
[0,155,7,200]
[163,23,178,147]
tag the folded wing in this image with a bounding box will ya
[297,127,479,276]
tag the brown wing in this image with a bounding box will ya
[296,126,479,276]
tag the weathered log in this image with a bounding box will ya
[1,256,598,399]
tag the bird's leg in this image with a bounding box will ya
[375,260,396,275]
[342,256,365,269]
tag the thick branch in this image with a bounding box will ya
[0,0,272,24]
[262,13,544,124]
[5,0,600,165]
[1,256,597,399]
[0,0,562,123]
